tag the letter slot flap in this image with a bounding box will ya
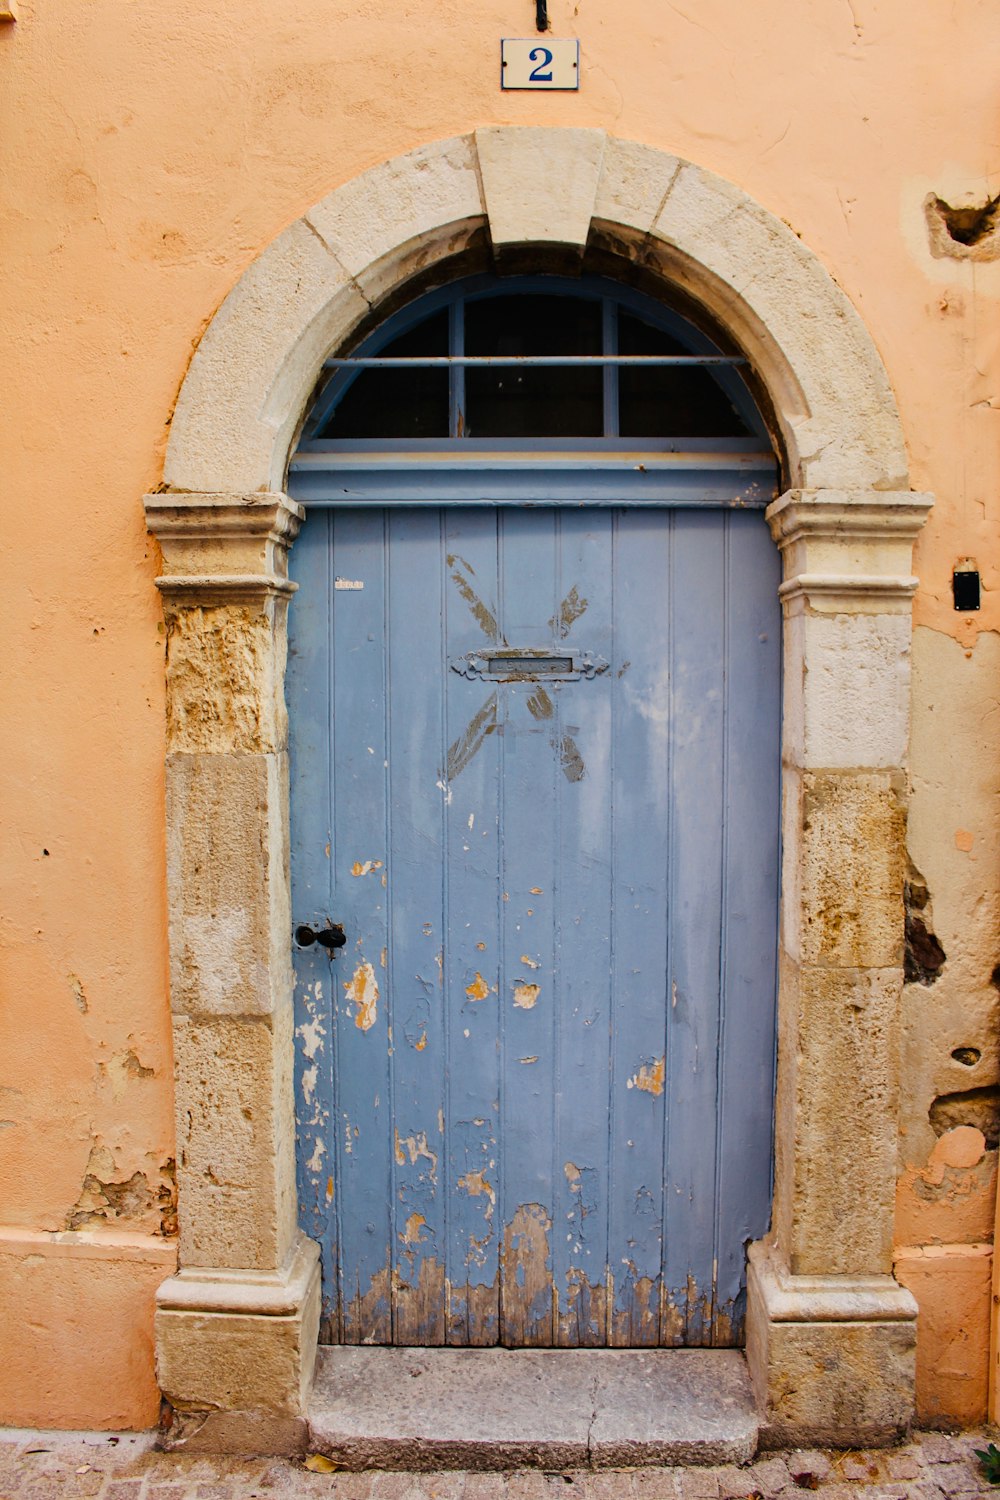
[451,649,607,682]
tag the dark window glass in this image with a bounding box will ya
[314,310,449,439]
[464,294,603,437]
[617,312,753,437]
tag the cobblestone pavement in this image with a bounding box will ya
[2,1430,999,1500]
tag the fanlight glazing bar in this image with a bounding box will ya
[321,354,747,369]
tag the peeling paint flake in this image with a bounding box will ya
[344,962,379,1032]
[458,1170,496,1207]
[558,732,585,783]
[465,971,490,1002]
[447,553,499,640]
[296,1014,326,1060]
[401,1212,429,1245]
[549,584,589,639]
[350,859,383,877]
[446,694,498,781]
[394,1128,439,1181]
[513,981,540,1009]
[627,1057,665,1096]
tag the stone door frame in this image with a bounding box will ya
[145,128,931,1453]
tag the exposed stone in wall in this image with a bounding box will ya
[904,863,947,985]
[930,1088,1000,1149]
[902,628,1000,1168]
[165,605,284,755]
[799,772,906,970]
[896,627,1000,1426]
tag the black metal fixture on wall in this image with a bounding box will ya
[536,0,549,32]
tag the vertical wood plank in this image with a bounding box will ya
[385,509,450,1343]
[551,509,614,1346]
[713,511,782,1343]
[663,510,727,1346]
[497,509,558,1347]
[289,511,339,1335]
[329,509,393,1343]
[442,510,503,1345]
[606,511,673,1346]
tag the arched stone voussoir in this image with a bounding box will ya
[589,135,908,490]
[164,125,911,499]
[648,160,908,490]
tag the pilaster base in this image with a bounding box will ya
[155,1232,320,1454]
[746,1242,918,1449]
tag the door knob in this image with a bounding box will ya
[295,922,347,952]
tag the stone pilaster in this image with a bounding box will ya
[746,489,931,1447]
[145,493,319,1453]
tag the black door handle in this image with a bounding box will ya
[295,923,347,951]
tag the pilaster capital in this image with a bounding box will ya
[766,489,933,613]
[144,491,305,605]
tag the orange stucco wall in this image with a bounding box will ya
[2,0,998,1429]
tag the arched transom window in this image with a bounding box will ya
[289,276,777,506]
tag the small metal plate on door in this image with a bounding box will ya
[501,37,580,90]
[451,648,606,682]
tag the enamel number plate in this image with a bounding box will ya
[501,37,579,90]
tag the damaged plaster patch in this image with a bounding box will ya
[895,1125,997,1245]
[68,974,88,1014]
[67,1146,177,1235]
[925,191,1000,260]
[102,1048,155,1102]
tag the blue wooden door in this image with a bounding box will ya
[290,503,780,1347]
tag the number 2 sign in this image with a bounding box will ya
[501,38,580,90]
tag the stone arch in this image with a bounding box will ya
[148,128,931,1456]
[164,128,907,496]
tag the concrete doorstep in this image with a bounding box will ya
[306,1348,759,1471]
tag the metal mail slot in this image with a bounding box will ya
[450,649,608,682]
[487,654,572,678]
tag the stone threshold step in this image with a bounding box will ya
[307,1347,759,1472]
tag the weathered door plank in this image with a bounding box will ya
[496,510,560,1347]
[548,510,615,1348]
[442,510,504,1345]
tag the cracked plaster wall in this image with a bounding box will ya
[2,0,998,1430]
